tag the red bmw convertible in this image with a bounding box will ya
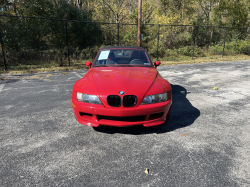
[72,46,172,127]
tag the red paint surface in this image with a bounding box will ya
[154,61,161,68]
[85,61,92,68]
[72,48,172,127]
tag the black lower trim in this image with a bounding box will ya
[79,112,93,117]
[148,112,164,120]
[96,115,146,122]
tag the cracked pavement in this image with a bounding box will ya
[1,60,250,186]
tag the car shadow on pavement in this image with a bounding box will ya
[93,84,200,135]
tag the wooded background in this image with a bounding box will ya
[0,0,249,67]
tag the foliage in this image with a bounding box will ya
[0,0,103,63]
[0,0,249,67]
[209,39,250,55]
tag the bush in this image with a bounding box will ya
[172,31,193,49]
[176,46,206,57]
[149,45,207,59]
[148,44,166,58]
[3,45,104,66]
[209,39,250,55]
[165,49,178,57]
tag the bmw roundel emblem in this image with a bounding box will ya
[119,91,125,95]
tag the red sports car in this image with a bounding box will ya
[72,46,172,127]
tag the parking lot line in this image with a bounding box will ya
[74,72,84,78]
[0,80,7,92]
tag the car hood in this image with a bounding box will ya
[75,67,158,106]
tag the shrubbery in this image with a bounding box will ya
[2,45,103,66]
[0,0,103,66]
[148,24,249,60]
[154,39,249,59]
[209,40,249,55]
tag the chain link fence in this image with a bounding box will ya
[0,15,249,71]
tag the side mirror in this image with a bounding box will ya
[154,61,161,69]
[85,61,92,69]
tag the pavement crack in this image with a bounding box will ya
[233,91,250,97]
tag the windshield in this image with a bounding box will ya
[92,49,153,67]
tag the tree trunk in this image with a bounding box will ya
[209,28,213,48]
[182,0,185,19]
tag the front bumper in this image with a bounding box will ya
[72,99,172,127]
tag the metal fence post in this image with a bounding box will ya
[192,26,197,60]
[117,23,119,46]
[0,30,7,71]
[248,38,250,56]
[248,28,250,56]
[222,27,228,57]
[65,21,70,66]
[157,24,160,61]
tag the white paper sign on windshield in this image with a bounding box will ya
[98,50,110,60]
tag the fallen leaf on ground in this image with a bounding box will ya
[145,168,149,174]
[182,134,186,137]
[45,74,53,77]
[60,72,68,75]
[213,87,218,90]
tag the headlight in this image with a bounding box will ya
[77,92,102,105]
[141,93,167,104]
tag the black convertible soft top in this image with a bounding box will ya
[100,46,145,50]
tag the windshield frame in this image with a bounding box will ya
[92,48,154,68]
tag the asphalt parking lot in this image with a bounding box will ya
[1,60,250,187]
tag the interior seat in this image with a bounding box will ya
[129,51,143,64]
[106,51,117,64]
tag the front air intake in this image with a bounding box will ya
[123,95,137,107]
[107,95,121,107]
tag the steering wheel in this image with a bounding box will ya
[130,59,142,64]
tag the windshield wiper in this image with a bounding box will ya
[94,65,108,67]
[117,64,148,67]
[115,64,134,67]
